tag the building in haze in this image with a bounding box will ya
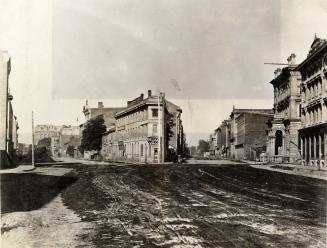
[266,54,302,163]
[35,124,80,157]
[298,35,327,167]
[215,120,231,158]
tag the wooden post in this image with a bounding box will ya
[32,111,35,168]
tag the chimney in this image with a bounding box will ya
[98,102,104,109]
[148,90,152,97]
[140,93,144,99]
[274,68,282,78]
[287,53,296,65]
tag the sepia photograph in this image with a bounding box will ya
[1,0,327,247]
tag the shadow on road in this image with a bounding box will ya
[1,173,77,214]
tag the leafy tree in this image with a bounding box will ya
[37,137,52,156]
[197,139,210,155]
[80,115,106,152]
[66,145,75,157]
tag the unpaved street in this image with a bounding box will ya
[2,161,327,247]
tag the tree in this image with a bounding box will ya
[80,115,106,152]
[197,139,210,155]
[37,137,52,156]
[66,145,75,157]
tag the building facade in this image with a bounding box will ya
[215,120,231,158]
[35,124,80,157]
[266,54,302,163]
[82,101,125,128]
[0,50,19,168]
[298,36,327,167]
[101,90,183,163]
[230,108,273,160]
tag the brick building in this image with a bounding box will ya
[101,90,184,163]
[298,35,327,167]
[266,54,302,163]
[230,107,273,160]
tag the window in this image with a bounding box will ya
[153,124,157,134]
[140,144,144,156]
[152,108,158,117]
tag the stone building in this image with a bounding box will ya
[298,35,327,167]
[230,107,273,160]
[0,50,19,168]
[266,54,302,163]
[101,90,184,163]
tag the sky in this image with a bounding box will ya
[0,0,327,146]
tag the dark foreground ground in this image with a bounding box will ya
[2,162,327,247]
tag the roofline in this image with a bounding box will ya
[115,96,164,118]
[296,42,327,70]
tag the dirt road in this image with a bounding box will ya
[2,162,326,247]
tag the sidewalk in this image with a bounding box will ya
[247,162,327,181]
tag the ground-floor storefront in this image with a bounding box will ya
[101,137,165,163]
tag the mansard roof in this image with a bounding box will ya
[308,35,327,57]
[297,35,327,71]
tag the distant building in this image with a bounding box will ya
[298,35,327,167]
[82,101,125,128]
[17,143,31,156]
[101,90,184,163]
[230,107,273,160]
[266,54,302,163]
[0,50,19,168]
[215,120,231,158]
[34,124,80,157]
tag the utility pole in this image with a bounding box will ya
[158,92,161,164]
[31,111,35,168]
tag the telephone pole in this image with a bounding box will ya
[31,111,35,168]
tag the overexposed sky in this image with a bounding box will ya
[0,0,327,145]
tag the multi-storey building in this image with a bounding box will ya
[0,50,19,168]
[101,90,183,163]
[230,107,273,160]
[266,54,302,162]
[35,124,80,157]
[215,120,231,158]
[298,35,327,167]
[82,101,125,128]
[34,124,62,145]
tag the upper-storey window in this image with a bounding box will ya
[152,109,158,117]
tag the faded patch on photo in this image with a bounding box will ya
[52,0,280,99]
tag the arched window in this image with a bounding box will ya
[275,130,283,155]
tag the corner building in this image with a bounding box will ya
[266,54,302,163]
[101,90,183,163]
[298,36,327,167]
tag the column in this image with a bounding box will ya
[309,136,311,165]
[314,135,317,166]
[319,134,322,167]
